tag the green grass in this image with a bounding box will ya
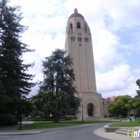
[110,120,140,127]
[112,117,140,120]
[22,120,117,130]
[121,117,140,120]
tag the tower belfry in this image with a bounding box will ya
[65,8,97,93]
[65,9,103,119]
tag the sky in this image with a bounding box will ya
[9,0,140,98]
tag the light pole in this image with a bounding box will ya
[80,93,84,124]
[19,109,22,130]
[19,103,22,130]
[81,104,84,124]
[19,95,24,130]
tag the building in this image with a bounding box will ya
[102,96,116,117]
[65,8,104,119]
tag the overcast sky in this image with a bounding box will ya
[9,0,140,98]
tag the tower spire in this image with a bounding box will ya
[74,8,78,13]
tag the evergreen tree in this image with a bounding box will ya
[133,79,140,112]
[0,0,34,115]
[0,76,8,114]
[40,49,80,123]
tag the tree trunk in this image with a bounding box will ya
[54,112,59,123]
[54,86,59,123]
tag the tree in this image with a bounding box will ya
[135,79,140,97]
[0,77,8,114]
[29,93,45,117]
[39,49,80,123]
[133,79,140,112]
[0,0,34,116]
[108,95,133,116]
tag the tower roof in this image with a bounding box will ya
[68,8,84,19]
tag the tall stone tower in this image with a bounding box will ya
[65,8,103,119]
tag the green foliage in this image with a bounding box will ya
[0,0,34,116]
[113,116,126,119]
[107,80,140,116]
[0,79,8,114]
[133,79,140,111]
[135,79,140,97]
[108,95,133,116]
[136,79,140,88]
[35,49,81,123]
[0,115,18,125]
[15,98,34,118]
[45,117,54,121]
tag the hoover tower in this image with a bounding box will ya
[65,8,103,119]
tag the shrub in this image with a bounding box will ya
[0,115,18,125]
[113,116,126,119]
[113,116,119,119]
[65,117,71,120]
[45,117,54,121]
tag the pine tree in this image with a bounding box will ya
[40,49,80,123]
[0,0,34,115]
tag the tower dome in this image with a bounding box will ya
[68,8,84,19]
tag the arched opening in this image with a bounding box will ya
[71,36,75,42]
[78,37,82,42]
[70,23,73,30]
[77,22,81,28]
[87,103,93,116]
[85,24,87,32]
[85,37,88,42]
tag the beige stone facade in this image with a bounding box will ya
[102,98,110,117]
[65,9,104,119]
[102,96,116,117]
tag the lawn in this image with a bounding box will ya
[22,120,117,130]
[110,119,140,127]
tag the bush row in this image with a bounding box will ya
[0,115,18,125]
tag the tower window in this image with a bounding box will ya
[77,22,81,28]
[71,36,75,42]
[85,37,89,42]
[70,23,73,29]
[78,37,82,42]
[85,24,87,32]
[78,33,81,35]
[79,43,81,46]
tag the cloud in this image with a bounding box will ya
[93,29,120,68]
[96,64,136,97]
[22,31,65,97]
[7,0,140,98]
[133,69,140,75]
[103,0,140,30]
[22,31,65,73]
